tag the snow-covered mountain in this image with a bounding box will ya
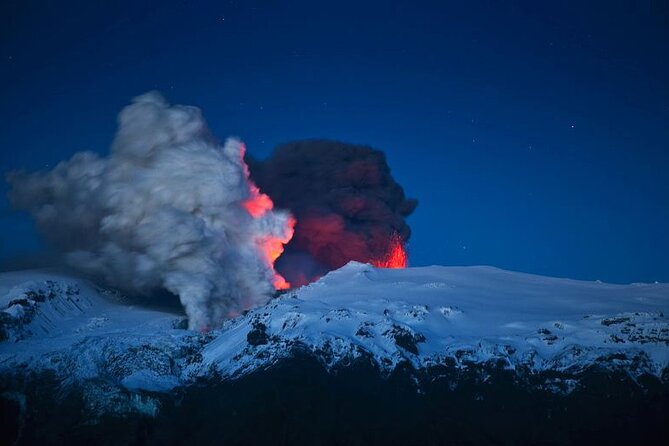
[1,262,669,444]
[2,262,667,393]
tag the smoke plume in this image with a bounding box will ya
[247,140,417,286]
[6,92,293,330]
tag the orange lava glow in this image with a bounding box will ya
[240,143,294,290]
[256,214,296,290]
[371,233,408,269]
[242,184,274,218]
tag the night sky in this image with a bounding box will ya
[1,0,668,284]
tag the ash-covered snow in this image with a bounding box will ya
[1,262,668,405]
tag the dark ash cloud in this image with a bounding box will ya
[247,140,417,285]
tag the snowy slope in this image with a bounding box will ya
[0,270,196,396]
[1,263,668,402]
[193,262,669,381]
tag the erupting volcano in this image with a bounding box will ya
[6,94,416,328]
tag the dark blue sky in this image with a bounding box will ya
[1,0,668,283]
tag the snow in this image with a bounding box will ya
[0,270,191,391]
[121,370,182,393]
[195,262,668,378]
[1,263,668,399]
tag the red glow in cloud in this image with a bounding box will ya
[241,144,295,289]
[243,184,274,218]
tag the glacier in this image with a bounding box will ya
[1,262,668,444]
[1,262,667,390]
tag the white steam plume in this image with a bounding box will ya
[6,92,294,330]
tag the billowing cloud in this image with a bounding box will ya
[7,92,293,330]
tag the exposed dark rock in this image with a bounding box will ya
[246,322,269,346]
[384,324,425,355]
[602,317,631,326]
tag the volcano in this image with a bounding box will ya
[1,263,668,445]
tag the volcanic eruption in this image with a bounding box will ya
[247,140,417,286]
[6,93,416,329]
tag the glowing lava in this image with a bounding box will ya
[240,144,295,290]
[371,233,408,269]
